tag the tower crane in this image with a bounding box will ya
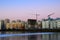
[48,13,54,19]
[32,12,40,21]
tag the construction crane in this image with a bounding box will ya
[35,13,40,21]
[48,13,54,19]
[32,12,40,21]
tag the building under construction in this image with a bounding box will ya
[27,19,37,29]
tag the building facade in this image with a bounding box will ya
[42,18,60,29]
[0,20,1,30]
[55,18,60,29]
[42,18,56,29]
[42,20,49,29]
[1,20,6,30]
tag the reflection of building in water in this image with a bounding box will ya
[0,34,28,40]
[28,35,37,40]
[50,34,58,40]
[28,35,42,40]
[0,37,7,40]
[37,35,42,40]
[0,32,59,40]
[42,34,58,40]
[42,34,50,40]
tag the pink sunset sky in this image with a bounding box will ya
[0,0,60,21]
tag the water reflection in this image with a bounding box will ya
[28,35,37,40]
[1,31,6,34]
[0,32,60,40]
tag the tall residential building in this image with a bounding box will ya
[42,18,56,29]
[1,20,6,30]
[27,19,37,29]
[0,20,1,30]
[55,18,60,28]
[42,20,49,29]
[17,20,21,22]
[11,20,17,29]
[6,23,11,29]
[17,20,25,29]
[37,21,42,29]
[5,19,10,23]
[17,19,22,29]
[5,19,10,29]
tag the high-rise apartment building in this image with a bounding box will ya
[1,20,6,30]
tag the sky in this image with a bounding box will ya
[0,0,60,21]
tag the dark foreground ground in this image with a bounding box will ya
[0,29,60,32]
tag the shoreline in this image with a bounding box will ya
[0,29,60,32]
